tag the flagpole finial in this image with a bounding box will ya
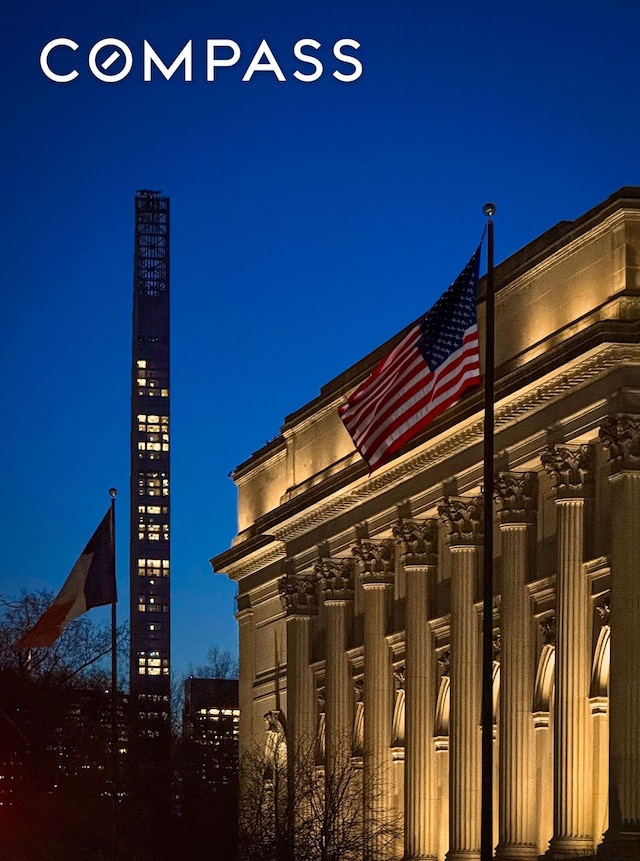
[109,488,117,498]
[483,202,496,218]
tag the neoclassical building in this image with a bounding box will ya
[212,187,640,860]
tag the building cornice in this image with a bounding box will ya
[212,533,287,581]
[254,343,639,544]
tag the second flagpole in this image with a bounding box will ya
[481,203,496,861]
[109,487,118,809]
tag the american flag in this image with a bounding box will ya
[338,247,482,473]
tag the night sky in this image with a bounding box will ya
[2,0,639,678]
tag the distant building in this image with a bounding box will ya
[182,677,240,791]
[213,188,640,860]
[0,683,127,808]
[178,678,239,855]
[129,190,172,762]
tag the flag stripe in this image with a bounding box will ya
[362,329,479,464]
[338,247,482,472]
[14,507,116,650]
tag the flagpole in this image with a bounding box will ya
[108,487,118,808]
[481,203,496,861]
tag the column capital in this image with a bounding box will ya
[438,496,483,547]
[541,444,594,499]
[352,539,395,586]
[599,414,640,473]
[392,518,439,567]
[495,471,538,525]
[315,557,355,603]
[278,571,318,616]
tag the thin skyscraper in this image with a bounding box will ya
[129,190,171,766]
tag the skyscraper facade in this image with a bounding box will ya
[129,190,171,753]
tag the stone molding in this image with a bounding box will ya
[495,471,538,524]
[392,518,439,567]
[600,414,640,473]
[438,496,483,547]
[541,444,594,499]
[352,539,396,586]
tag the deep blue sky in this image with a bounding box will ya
[2,0,638,678]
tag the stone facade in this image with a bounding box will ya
[212,188,640,860]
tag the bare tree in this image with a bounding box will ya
[239,736,400,861]
[189,644,239,679]
[0,589,128,685]
[0,590,131,859]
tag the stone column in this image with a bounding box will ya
[235,599,255,761]
[278,570,319,763]
[315,557,355,779]
[598,415,640,857]
[541,445,594,857]
[494,472,538,861]
[439,497,483,861]
[353,539,396,861]
[393,518,439,861]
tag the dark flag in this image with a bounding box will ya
[339,247,482,472]
[14,508,116,649]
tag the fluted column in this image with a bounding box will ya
[353,539,396,861]
[439,497,483,861]
[494,473,538,861]
[278,570,319,761]
[235,602,255,761]
[541,445,594,857]
[598,415,640,857]
[316,557,355,778]
[394,518,439,861]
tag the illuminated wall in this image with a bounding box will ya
[214,188,640,860]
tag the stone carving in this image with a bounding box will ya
[596,597,610,626]
[278,572,318,615]
[437,650,451,676]
[264,710,286,736]
[493,633,501,663]
[392,518,439,567]
[352,539,395,586]
[600,414,640,473]
[541,444,594,499]
[438,497,483,546]
[539,616,556,646]
[317,690,326,713]
[314,557,355,602]
[495,471,538,524]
